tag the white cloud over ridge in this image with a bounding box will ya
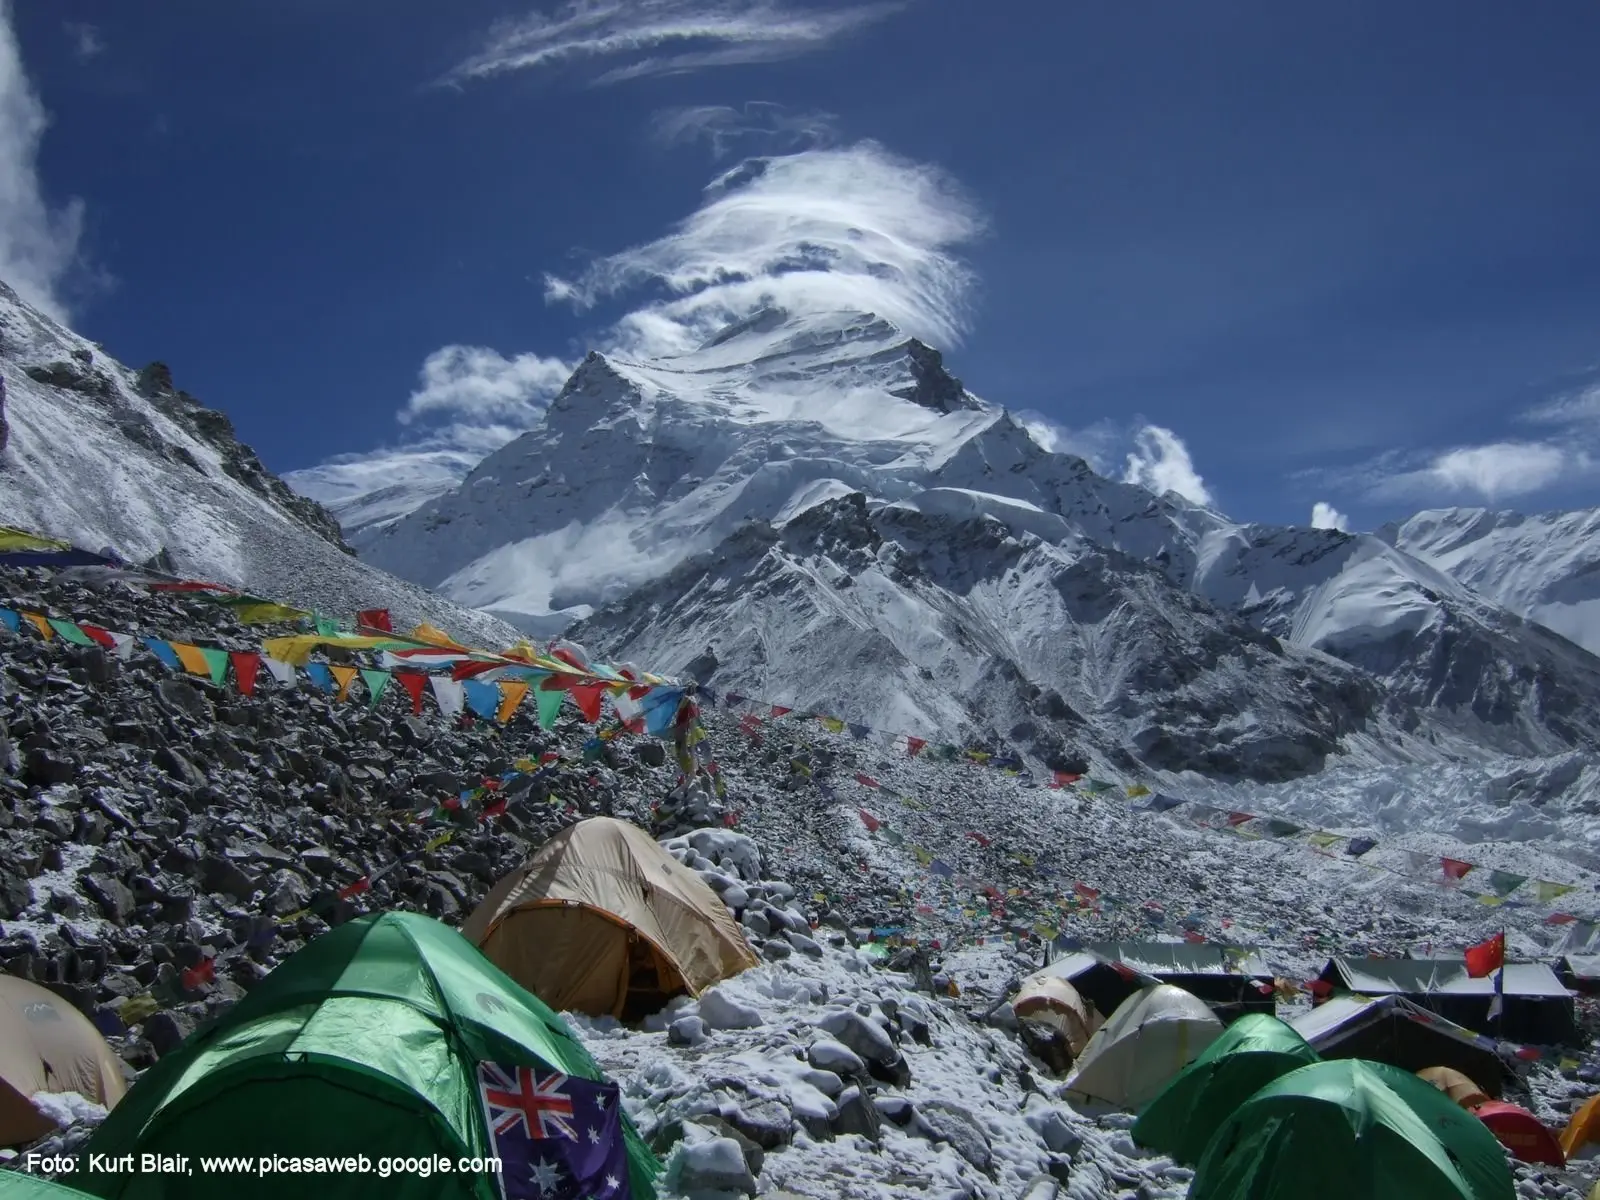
[0,0,88,322]
[1122,424,1215,508]
[402,345,573,427]
[1310,501,1349,531]
[545,141,986,357]
[445,0,901,87]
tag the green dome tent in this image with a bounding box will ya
[1131,1013,1319,1165]
[75,912,658,1200]
[1190,1058,1514,1200]
[0,1175,97,1198]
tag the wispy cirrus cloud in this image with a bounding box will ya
[0,0,92,322]
[63,21,104,62]
[545,140,985,357]
[444,0,902,87]
[649,101,836,158]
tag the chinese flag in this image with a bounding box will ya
[1465,931,1505,978]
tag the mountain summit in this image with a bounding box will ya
[351,309,1600,781]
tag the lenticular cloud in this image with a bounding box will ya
[545,142,987,358]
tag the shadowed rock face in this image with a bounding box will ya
[570,493,1386,784]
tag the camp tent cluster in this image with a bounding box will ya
[0,818,775,1197]
[1006,942,1586,1197]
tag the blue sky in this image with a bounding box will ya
[4,0,1600,532]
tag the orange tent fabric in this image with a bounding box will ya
[1562,1093,1600,1160]
[1476,1100,1564,1166]
[1013,974,1104,1055]
[0,977,126,1146]
[461,818,759,1020]
[1417,1065,1491,1111]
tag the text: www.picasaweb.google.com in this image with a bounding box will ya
[28,1153,503,1179]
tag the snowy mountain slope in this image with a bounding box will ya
[567,491,1389,783]
[0,280,520,645]
[284,443,484,550]
[356,306,1600,769]
[1379,506,1600,657]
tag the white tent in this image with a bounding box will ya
[1063,983,1223,1109]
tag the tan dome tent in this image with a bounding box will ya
[0,977,126,1146]
[1063,984,1223,1110]
[1013,973,1103,1056]
[1417,1065,1490,1111]
[462,817,759,1020]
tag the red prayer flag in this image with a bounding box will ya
[451,660,501,681]
[570,682,607,722]
[1305,978,1334,998]
[1441,857,1474,881]
[855,772,880,789]
[230,652,260,696]
[1545,912,1577,925]
[396,671,427,715]
[338,876,371,900]
[1226,811,1255,827]
[1110,962,1137,981]
[1464,931,1505,978]
[181,958,215,990]
[79,623,117,650]
[539,751,561,764]
[1514,1046,1541,1062]
[480,797,507,821]
[770,705,791,718]
[858,808,882,832]
[905,737,926,757]
[1184,930,1207,943]
[966,832,991,848]
[1074,882,1100,901]
[357,608,393,632]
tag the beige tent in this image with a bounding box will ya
[1063,984,1223,1109]
[1014,973,1103,1055]
[0,977,126,1146]
[1417,1065,1490,1111]
[462,817,760,1020]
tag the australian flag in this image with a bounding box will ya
[478,1062,631,1199]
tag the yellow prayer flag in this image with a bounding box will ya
[496,680,530,723]
[329,664,358,702]
[171,642,212,678]
[1126,784,1151,798]
[24,612,53,640]
[821,716,845,733]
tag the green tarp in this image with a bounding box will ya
[76,912,659,1200]
[0,1176,98,1199]
[1191,1058,1514,1200]
[1132,1013,1319,1165]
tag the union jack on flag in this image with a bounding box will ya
[479,1062,578,1141]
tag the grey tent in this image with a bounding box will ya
[1316,957,1577,1045]
[1289,993,1507,1096]
[1558,954,1600,996]
[1039,943,1274,1025]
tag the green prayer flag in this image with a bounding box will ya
[47,618,98,647]
[314,615,341,636]
[1489,870,1527,897]
[199,647,230,687]
[360,669,390,708]
[535,686,565,729]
